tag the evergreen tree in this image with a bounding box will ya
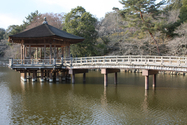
[0,28,5,40]
[179,0,187,23]
[166,0,182,10]
[63,6,98,57]
[119,0,166,55]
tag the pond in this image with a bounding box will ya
[0,67,187,124]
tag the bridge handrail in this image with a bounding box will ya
[9,55,187,68]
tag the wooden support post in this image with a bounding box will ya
[32,70,37,82]
[28,72,31,79]
[23,45,25,64]
[40,47,42,59]
[29,45,31,58]
[83,73,86,82]
[61,71,66,81]
[114,72,117,84]
[54,45,56,59]
[57,47,59,59]
[101,69,120,86]
[23,45,25,60]
[21,45,23,60]
[21,71,27,82]
[44,45,46,59]
[50,44,52,60]
[49,71,53,82]
[61,46,64,57]
[145,76,149,90]
[40,69,44,82]
[153,74,156,88]
[46,70,49,81]
[36,47,38,59]
[69,69,88,83]
[104,73,108,87]
[142,70,158,90]
[67,45,70,57]
[56,71,59,82]
[25,46,27,58]
[72,73,75,84]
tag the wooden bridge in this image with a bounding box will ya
[9,55,187,89]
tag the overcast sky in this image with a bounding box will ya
[0,0,123,29]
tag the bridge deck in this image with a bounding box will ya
[9,55,187,72]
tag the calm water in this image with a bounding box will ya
[0,67,187,124]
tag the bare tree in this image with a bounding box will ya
[25,12,65,30]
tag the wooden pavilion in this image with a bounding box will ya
[8,18,84,82]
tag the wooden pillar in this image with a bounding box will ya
[69,69,88,83]
[21,45,23,60]
[153,74,156,88]
[56,71,59,82]
[50,44,52,60]
[61,71,66,81]
[114,72,117,84]
[23,45,25,64]
[28,72,31,79]
[44,45,46,59]
[67,45,70,57]
[145,76,149,90]
[57,47,59,59]
[23,45,25,60]
[142,70,158,90]
[64,46,67,58]
[61,46,64,57]
[101,69,119,86]
[46,70,49,80]
[40,69,44,82]
[49,70,53,82]
[83,73,86,82]
[29,45,31,58]
[40,47,42,59]
[104,73,108,87]
[32,70,37,82]
[36,47,38,59]
[21,71,27,82]
[25,46,27,58]
[54,45,56,59]
[72,73,75,84]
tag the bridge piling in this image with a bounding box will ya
[21,71,27,82]
[153,74,156,88]
[69,69,88,84]
[104,73,108,86]
[114,72,117,84]
[83,73,86,82]
[40,69,44,82]
[142,70,158,90]
[145,76,149,90]
[101,69,120,86]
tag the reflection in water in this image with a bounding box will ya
[101,87,107,107]
[142,90,149,114]
[0,68,187,124]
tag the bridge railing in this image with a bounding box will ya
[9,55,187,68]
[68,56,187,67]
